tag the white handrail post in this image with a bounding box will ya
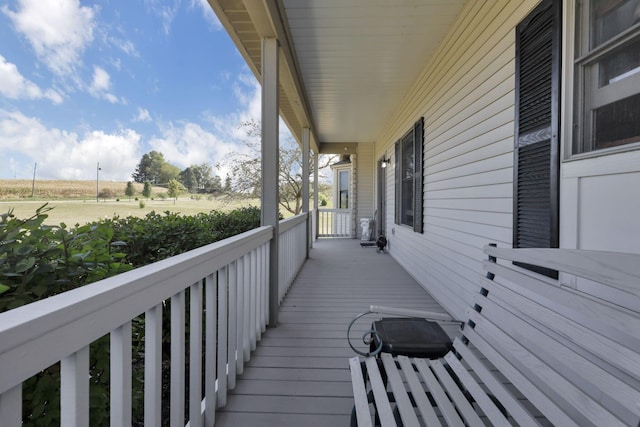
[170,291,185,427]
[204,274,217,427]
[0,385,21,426]
[261,37,280,328]
[189,281,203,427]
[111,322,132,427]
[61,345,89,427]
[144,304,162,427]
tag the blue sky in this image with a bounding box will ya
[0,0,275,181]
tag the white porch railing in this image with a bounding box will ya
[0,215,308,426]
[317,208,352,238]
[278,214,308,303]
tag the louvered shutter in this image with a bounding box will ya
[513,0,560,277]
[413,118,424,233]
[394,141,401,225]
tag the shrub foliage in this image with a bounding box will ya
[0,204,261,425]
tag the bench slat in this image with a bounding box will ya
[364,357,396,427]
[414,358,465,427]
[349,357,373,427]
[396,356,442,426]
[443,352,511,427]
[475,293,640,425]
[480,277,640,408]
[468,307,629,427]
[462,325,580,427]
[452,338,542,427]
[483,246,640,297]
[380,353,420,426]
[429,359,484,426]
[482,261,640,353]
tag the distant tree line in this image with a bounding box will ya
[131,151,224,194]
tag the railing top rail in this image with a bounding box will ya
[317,208,352,213]
[279,212,308,234]
[0,225,273,394]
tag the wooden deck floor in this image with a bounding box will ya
[215,238,455,426]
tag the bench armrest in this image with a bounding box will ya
[369,305,455,322]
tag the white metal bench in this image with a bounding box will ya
[349,244,640,426]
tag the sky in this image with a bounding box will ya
[0,0,286,182]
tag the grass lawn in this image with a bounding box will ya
[0,197,261,226]
[0,198,260,226]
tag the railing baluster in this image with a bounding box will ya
[263,243,269,328]
[227,262,237,389]
[243,254,251,362]
[144,304,162,427]
[205,273,217,426]
[236,256,245,375]
[190,281,203,427]
[0,384,21,426]
[250,250,257,350]
[217,267,228,407]
[61,345,89,427]
[111,322,132,427]
[170,291,185,427]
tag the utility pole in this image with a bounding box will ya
[96,162,101,202]
[31,163,37,197]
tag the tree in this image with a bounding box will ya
[167,179,184,204]
[218,119,336,215]
[132,151,180,185]
[125,181,135,200]
[142,181,152,198]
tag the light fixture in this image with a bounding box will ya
[381,157,390,168]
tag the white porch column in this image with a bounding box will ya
[261,37,280,327]
[314,150,319,239]
[302,127,310,255]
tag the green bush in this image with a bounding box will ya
[139,200,146,209]
[0,204,262,426]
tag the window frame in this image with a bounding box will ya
[573,0,640,154]
[394,118,424,233]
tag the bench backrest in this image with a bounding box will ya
[468,245,640,426]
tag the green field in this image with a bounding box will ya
[0,179,262,225]
[0,197,261,226]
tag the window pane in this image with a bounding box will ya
[591,0,640,47]
[594,92,640,149]
[402,137,414,180]
[339,171,349,191]
[599,38,640,86]
[339,190,348,209]
[402,181,413,226]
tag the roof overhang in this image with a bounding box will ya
[207,0,465,153]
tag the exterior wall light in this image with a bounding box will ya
[381,158,391,168]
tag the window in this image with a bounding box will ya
[574,0,640,153]
[394,118,424,233]
[339,170,349,209]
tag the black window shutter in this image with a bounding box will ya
[413,118,424,233]
[394,141,401,225]
[513,0,560,277]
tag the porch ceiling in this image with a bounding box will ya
[208,0,465,151]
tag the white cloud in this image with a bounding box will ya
[89,66,119,103]
[189,0,222,30]
[2,0,97,76]
[145,0,181,35]
[0,110,141,181]
[0,55,63,104]
[134,108,152,123]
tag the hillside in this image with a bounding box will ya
[0,180,167,200]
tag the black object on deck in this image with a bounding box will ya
[370,317,452,359]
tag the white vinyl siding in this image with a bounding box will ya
[356,143,375,239]
[375,0,539,320]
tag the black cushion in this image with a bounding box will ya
[370,317,453,359]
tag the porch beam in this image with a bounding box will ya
[261,37,280,328]
[302,127,310,256]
